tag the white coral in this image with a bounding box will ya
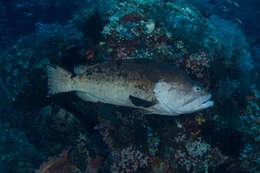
[185,138,211,158]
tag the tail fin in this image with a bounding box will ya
[47,65,73,95]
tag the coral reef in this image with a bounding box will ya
[0,0,259,173]
[0,121,40,173]
[110,146,149,173]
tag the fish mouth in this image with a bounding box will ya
[199,94,214,108]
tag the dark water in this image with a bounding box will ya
[0,0,259,173]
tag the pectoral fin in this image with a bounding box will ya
[129,95,157,108]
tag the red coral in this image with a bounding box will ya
[36,150,81,173]
[85,50,95,60]
[183,51,210,79]
[85,156,104,173]
[94,119,114,148]
[119,12,145,24]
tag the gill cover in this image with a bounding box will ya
[153,81,180,114]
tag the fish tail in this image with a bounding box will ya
[47,65,73,95]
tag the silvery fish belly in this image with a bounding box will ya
[47,59,214,116]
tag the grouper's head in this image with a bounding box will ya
[154,78,214,115]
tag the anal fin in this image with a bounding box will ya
[76,91,100,103]
[133,109,153,115]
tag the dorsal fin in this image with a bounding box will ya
[74,65,88,75]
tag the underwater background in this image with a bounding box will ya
[0,0,259,172]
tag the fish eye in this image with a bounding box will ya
[193,86,201,92]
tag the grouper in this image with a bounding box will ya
[47,59,214,116]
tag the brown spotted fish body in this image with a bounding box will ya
[47,59,214,116]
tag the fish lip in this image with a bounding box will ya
[200,94,214,107]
